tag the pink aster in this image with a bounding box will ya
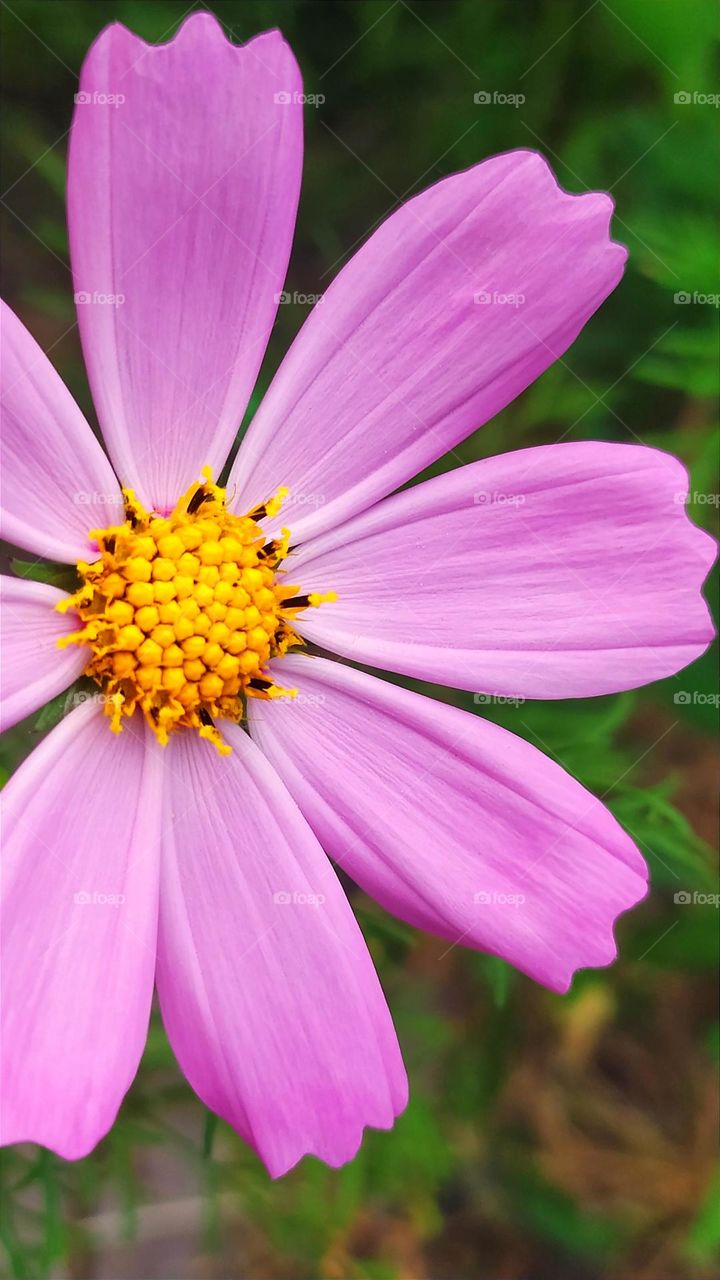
[0,14,714,1176]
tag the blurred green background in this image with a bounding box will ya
[1,1,718,1277]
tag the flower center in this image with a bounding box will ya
[57,469,334,755]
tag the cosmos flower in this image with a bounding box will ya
[0,13,713,1177]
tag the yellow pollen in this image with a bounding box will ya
[57,469,336,755]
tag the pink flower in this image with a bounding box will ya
[0,14,714,1176]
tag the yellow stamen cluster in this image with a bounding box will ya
[58,469,335,754]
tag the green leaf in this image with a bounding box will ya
[481,955,514,1008]
[33,690,72,733]
[202,1110,219,1159]
[10,559,76,589]
[631,908,720,970]
[507,1167,624,1258]
[685,1163,720,1263]
[633,326,720,397]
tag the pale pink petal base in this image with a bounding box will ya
[0,576,88,731]
[0,701,162,1158]
[0,301,123,560]
[230,150,626,541]
[249,656,648,994]
[291,442,716,698]
[155,725,407,1178]
[68,14,303,509]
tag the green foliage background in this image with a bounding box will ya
[0,1,718,1277]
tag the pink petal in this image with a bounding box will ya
[249,656,648,994]
[0,576,88,731]
[229,150,626,541]
[0,700,161,1158]
[290,443,715,698]
[0,301,123,560]
[68,14,303,511]
[155,726,407,1178]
